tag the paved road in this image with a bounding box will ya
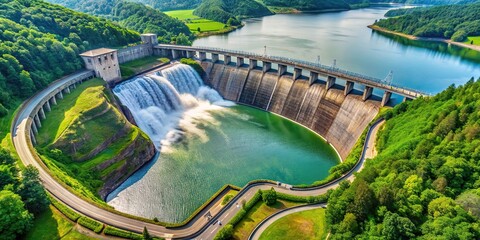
[12,70,385,239]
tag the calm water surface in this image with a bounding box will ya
[194,6,480,95]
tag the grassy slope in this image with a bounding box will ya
[165,9,227,34]
[23,205,97,240]
[233,200,300,240]
[464,36,480,46]
[35,78,150,201]
[259,208,327,240]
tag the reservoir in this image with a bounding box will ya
[108,5,479,223]
[194,5,480,95]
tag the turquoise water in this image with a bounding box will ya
[194,5,480,97]
[107,105,339,222]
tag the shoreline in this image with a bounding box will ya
[195,24,244,38]
[368,25,480,52]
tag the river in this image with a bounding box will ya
[194,5,480,95]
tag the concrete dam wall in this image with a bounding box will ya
[201,62,380,160]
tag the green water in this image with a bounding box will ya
[107,105,339,222]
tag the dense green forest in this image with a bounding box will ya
[46,0,193,43]
[129,0,202,11]
[0,150,49,240]
[0,0,138,115]
[262,0,350,11]
[327,78,480,239]
[261,0,471,12]
[375,2,480,41]
[194,0,273,23]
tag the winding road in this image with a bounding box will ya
[12,70,385,239]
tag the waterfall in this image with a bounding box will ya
[113,64,234,148]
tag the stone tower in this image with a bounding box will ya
[80,48,121,84]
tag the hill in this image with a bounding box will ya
[129,0,202,11]
[46,0,193,44]
[326,78,480,238]
[374,2,480,41]
[0,0,138,116]
[262,0,350,11]
[36,78,155,200]
[194,0,274,23]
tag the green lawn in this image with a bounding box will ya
[23,205,98,240]
[35,78,105,146]
[259,208,327,240]
[120,56,169,79]
[165,9,227,33]
[464,36,480,46]
[233,200,301,240]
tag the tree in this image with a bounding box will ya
[197,27,201,32]
[382,212,416,240]
[142,226,151,240]
[0,190,33,240]
[0,165,15,190]
[337,213,359,235]
[214,224,234,240]
[17,165,49,215]
[455,190,480,219]
[174,33,191,46]
[349,179,376,220]
[262,187,277,206]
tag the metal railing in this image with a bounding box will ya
[156,44,432,97]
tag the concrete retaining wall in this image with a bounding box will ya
[117,44,153,64]
[203,63,380,160]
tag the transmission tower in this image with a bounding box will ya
[383,70,394,85]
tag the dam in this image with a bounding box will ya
[107,64,340,222]
[199,61,380,159]
[20,33,424,226]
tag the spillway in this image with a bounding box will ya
[107,63,340,222]
[113,64,230,147]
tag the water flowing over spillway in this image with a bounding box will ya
[113,64,233,148]
[108,63,339,222]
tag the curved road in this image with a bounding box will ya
[12,70,385,239]
[249,204,326,240]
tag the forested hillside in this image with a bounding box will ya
[327,78,480,239]
[375,2,480,41]
[129,0,202,11]
[262,0,350,11]
[46,0,193,44]
[194,0,273,23]
[0,0,138,115]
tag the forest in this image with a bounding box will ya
[45,0,193,44]
[0,0,139,116]
[194,0,273,23]
[375,2,480,41]
[327,78,480,239]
